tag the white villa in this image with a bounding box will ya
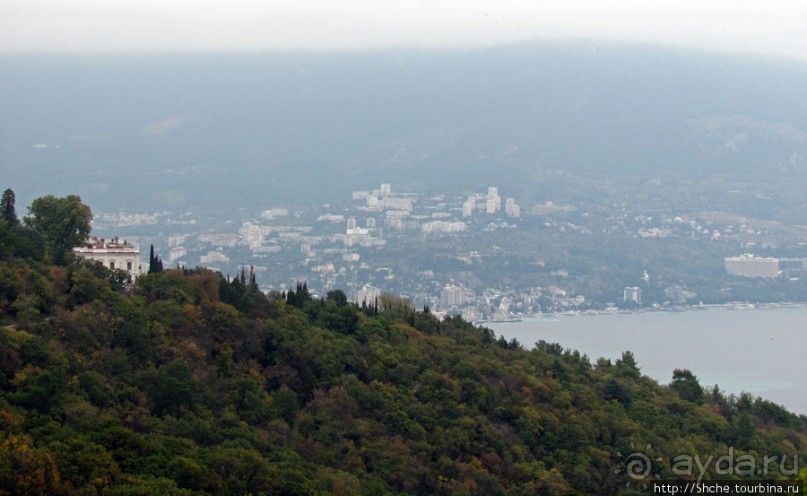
[73,237,142,278]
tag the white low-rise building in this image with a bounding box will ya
[356,284,381,306]
[725,254,781,278]
[169,246,187,262]
[73,237,142,278]
[200,251,229,265]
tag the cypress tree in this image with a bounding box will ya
[148,245,156,274]
[1,188,19,225]
[148,244,164,274]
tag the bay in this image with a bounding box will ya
[490,306,807,414]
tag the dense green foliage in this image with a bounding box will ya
[0,190,46,263]
[1,218,806,495]
[23,194,92,265]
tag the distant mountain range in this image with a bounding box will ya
[2,42,806,213]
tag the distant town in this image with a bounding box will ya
[90,181,807,322]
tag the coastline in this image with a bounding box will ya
[474,301,807,326]
[488,305,807,414]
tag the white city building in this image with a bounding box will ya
[168,246,187,262]
[200,251,229,265]
[505,198,521,218]
[623,287,643,305]
[356,284,382,306]
[462,198,475,217]
[440,284,465,308]
[724,254,781,279]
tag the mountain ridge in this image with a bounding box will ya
[2,41,806,213]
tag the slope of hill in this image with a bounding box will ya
[1,235,805,494]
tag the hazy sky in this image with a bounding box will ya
[2,0,806,61]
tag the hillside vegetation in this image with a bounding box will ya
[1,217,806,495]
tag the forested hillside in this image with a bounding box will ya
[1,212,806,494]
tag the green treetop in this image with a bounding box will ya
[24,194,92,265]
[1,188,18,225]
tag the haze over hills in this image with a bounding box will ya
[3,37,807,493]
[2,41,807,214]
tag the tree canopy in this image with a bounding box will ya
[1,193,805,495]
[0,188,45,261]
[0,257,804,495]
[24,194,92,264]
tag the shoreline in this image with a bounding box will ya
[487,305,807,415]
[474,301,807,326]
